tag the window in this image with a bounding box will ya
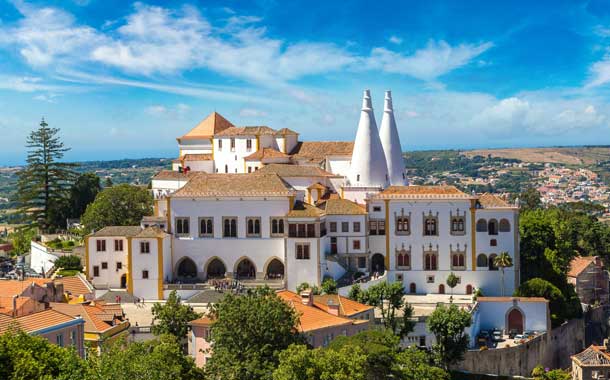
[96,240,106,252]
[424,254,437,270]
[319,222,326,237]
[71,330,76,345]
[271,218,285,236]
[114,239,123,251]
[490,239,497,247]
[358,257,366,268]
[424,217,438,236]
[452,254,465,268]
[396,250,410,268]
[101,262,108,270]
[341,222,349,233]
[223,217,238,237]
[488,254,498,270]
[116,262,122,270]
[369,220,385,235]
[56,334,64,347]
[409,283,416,293]
[427,275,435,283]
[476,219,488,232]
[353,240,361,250]
[142,270,149,279]
[230,138,235,151]
[330,222,337,233]
[451,217,465,234]
[476,254,488,268]
[199,217,214,237]
[353,222,361,233]
[225,165,228,173]
[93,266,99,277]
[356,174,360,182]
[247,217,261,237]
[296,243,310,260]
[140,241,150,254]
[175,217,190,236]
[248,166,252,173]
[396,216,410,234]
[488,219,498,235]
[499,218,511,232]
[218,139,222,151]
[246,139,252,151]
[307,224,315,237]
[373,206,382,212]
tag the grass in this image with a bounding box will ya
[57,269,81,277]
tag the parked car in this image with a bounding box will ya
[492,330,503,342]
[508,329,519,339]
[478,330,490,339]
[513,334,526,344]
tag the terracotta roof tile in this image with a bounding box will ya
[173,173,295,198]
[50,302,123,334]
[189,317,213,326]
[275,128,299,136]
[318,199,366,215]
[313,294,373,317]
[56,276,93,297]
[290,141,354,161]
[244,148,290,161]
[135,226,168,239]
[376,185,471,200]
[286,201,324,218]
[572,345,610,366]
[178,112,234,140]
[90,226,143,237]
[215,126,276,136]
[0,309,80,335]
[0,279,52,297]
[182,154,213,161]
[568,256,598,278]
[478,193,512,208]
[256,164,335,177]
[276,291,354,332]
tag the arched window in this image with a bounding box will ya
[424,253,437,270]
[476,254,488,268]
[466,284,473,295]
[424,217,437,236]
[488,219,498,235]
[409,283,416,294]
[247,219,254,234]
[272,219,277,233]
[396,251,410,268]
[489,254,498,271]
[438,284,445,294]
[476,219,488,232]
[452,254,465,268]
[499,218,511,232]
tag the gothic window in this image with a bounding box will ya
[396,216,410,235]
[396,250,411,269]
[424,253,438,270]
[199,217,213,237]
[175,217,190,236]
[271,218,285,236]
[476,254,488,268]
[223,217,237,237]
[424,216,438,236]
[476,219,488,232]
[499,218,511,232]
[451,253,465,269]
[450,216,466,235]
[246,217,261,237]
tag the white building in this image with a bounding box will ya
[85,90,520,300]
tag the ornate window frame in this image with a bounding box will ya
[395,244,412,270]
[450,243,467,270]
[449,209,466,236]
[395,209,411,236]
[422,211,439,236]
[422,243,439,270]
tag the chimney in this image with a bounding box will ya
[379,90,407,185]
[300,289,313,306]
[326,298,339,316]
[12,295,18,318]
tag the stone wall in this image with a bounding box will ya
[454,318,585,377]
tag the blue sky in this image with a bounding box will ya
[2,0,610,165]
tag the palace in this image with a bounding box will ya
[85,90,519,300]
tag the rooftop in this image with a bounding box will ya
[174,173,295,198]
[152,170,197,181]
[50,301,126,334]
[477,193,513,208]
[215,126,277,136]
[90,226,143,237]
[375,185,472,200]
[289,141,354,162]
[257,164,336,178]
[312,294,373,317]
[244,148,290,161]
[0,309,81,335]
[275,128,299,136]
[182,154,213,161]
[318,198,366,215]
[572,345,610,366]
[276,291,356,332]
[178,112,234,140]
[568,256,599,278]
[286,201,325,218]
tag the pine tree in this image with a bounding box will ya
[16,118,77,232]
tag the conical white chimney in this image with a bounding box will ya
[348,90,389,188]
[379,90,406,185]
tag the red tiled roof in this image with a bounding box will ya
[56,276,93,297]
[277,291,354,332]
[0,309,79,335]
[375,185,471,200]
[568,256,598,278]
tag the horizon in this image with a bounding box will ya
[2,0,610,165]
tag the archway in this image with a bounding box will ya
[507,308,524,334]
[371,253,385,274]
[466,284,473,295]
[120,274,127,289]
[438,284,445,294]
[235,257,256,279]
[409,283,416,294]
[265,258,284,280]
[177,257,197,279]
[206,258,227,279]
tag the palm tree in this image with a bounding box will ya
[494,252,513,296]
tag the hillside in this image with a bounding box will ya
[462,146,610,165]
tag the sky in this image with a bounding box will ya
[2,0,610,165]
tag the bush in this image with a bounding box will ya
[514,278,581,327]
[54,255,82,271]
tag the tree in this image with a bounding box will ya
[104,177,113,188]
[81,184,152,232]
[320,278,337,295]
[86,335,204,380]
[514,278,581,327]
[531,365,571,380]
[446,273,459,299]
[395,346,449,380]
[520,187,542,211]
[427,303,472,369]
[273,344,368,380]
[68,173,101,218]
[16,119,77,231]
[151,290,201,339]
[0,328,86,380]
[206,286,304,380]
[494,252,513,296]
[54,255,82,271]
[348,281,415,338]
[8,228,36,255]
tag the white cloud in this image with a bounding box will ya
[367,40,493,81]
[388,35,402,45]
[33,93,60,103]
[146,103,191,118]
[239,108,268,117]
[586,58,610,88]
[0,75,61,92]
[145,105,167,116]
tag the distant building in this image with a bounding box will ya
[571,344,610,380]
[568,256,609,305]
